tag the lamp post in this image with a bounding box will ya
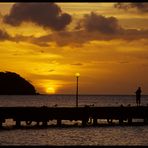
[75,73,80,107]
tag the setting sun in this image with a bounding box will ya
[46,87,56,94]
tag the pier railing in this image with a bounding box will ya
[0,106,148,127]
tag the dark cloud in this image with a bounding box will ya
[71,63,83,66]
[29,12,148,46]
[77,12,123,34]
[24,27,148,47]
[48,69,55,72]
[114,3,148,13]
[2,12,148,47]
[0,29,11,40]
[3,3,72,31]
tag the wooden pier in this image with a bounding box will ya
[0,106,148,128]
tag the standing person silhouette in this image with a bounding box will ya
[135,87,142,106]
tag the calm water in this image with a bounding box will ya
[0,95,148,146]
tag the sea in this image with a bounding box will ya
[0,94,148,146]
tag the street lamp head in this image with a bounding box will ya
[75,73,80,77]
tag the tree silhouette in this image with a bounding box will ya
[0,71,37,95]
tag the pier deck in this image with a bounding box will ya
[0,106,148,127]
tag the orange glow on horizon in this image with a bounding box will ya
[46,87,56,94]
[38,80,64,94]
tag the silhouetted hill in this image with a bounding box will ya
[0,71,37,95]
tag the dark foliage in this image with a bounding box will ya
[0,71,37,95]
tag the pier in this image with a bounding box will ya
[0,106,148,128]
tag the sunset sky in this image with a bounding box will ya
[0,2,148,95]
